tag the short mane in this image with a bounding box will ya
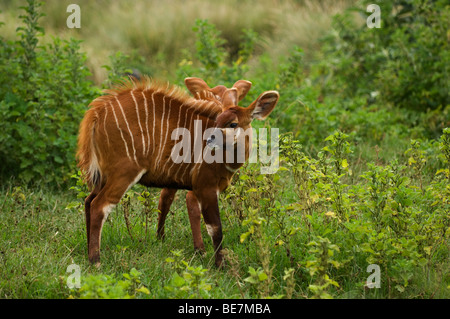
[95,75,223,119]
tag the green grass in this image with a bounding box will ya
[0,183,248,298]
[1,139,448,299]
[0,0,356,84]
[0,0,448,300]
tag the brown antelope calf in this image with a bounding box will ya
[77,76,279,267]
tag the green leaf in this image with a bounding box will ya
[65,201,80,210]
[130,268,141,278]
[171,273,186,287]
[122,273,131,280]
[136,286,150,295]
[240,230,252,243]
[258,272,268,282]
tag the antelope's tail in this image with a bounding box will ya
[76,107,101,189]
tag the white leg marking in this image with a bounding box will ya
[206,224,218,238]
[115,96,138,164]
[102,203,116,224]
[109,101,132,161]
[130,90,146,156]
[100,203,117,245]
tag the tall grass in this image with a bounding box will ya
[0,0,355,83]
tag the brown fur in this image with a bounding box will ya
[76,76,279,267]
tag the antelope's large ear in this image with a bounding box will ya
[233,80,252,101]
[222,88,238,108]
[248,91,279,120]
[211,85,227,100]
[184,77,210,97]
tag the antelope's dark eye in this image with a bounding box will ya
[230,123,238,128]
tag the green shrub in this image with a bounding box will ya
[176,19,259,87]
[315,0,449,113]
[0,0,99,185]
[70,268,150,299]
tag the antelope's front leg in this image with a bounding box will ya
[197,189,223,267]
[157,188,177,240]
[186,191,205,252]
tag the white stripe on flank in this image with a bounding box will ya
[165,102,185,176]
[151,91,156,156]
[141,91,151,156]
[130,90,146,156]
[176,111,196,184]
[109,101,131,161]
[156,98,172,165]
[202,101,212,116]
[100,169,146,228]
[103,104,111,146]
[224,164,239,173]
[87,116,101,186]
[155,96,166,170]
[126,169,147,192]
[115,96,138,164]
[208,101,217,117]
[167,86,177,97]
[173,107,192,184]
[189,162,201,177]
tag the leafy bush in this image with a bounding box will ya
[315,0,449,113]
[69,268,150,299]
[176,19,259,87]
[1,2,448,300]
[218,129,449,298]
[0,0,99,185]
[164,250,212,299]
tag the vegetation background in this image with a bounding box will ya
[0,0,448,299]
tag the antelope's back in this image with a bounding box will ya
[88,78,222,189]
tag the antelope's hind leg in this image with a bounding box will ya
[84,187,100,255]
[186,191,205,253]
[156,187,177,240]
[87,168,146,265]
